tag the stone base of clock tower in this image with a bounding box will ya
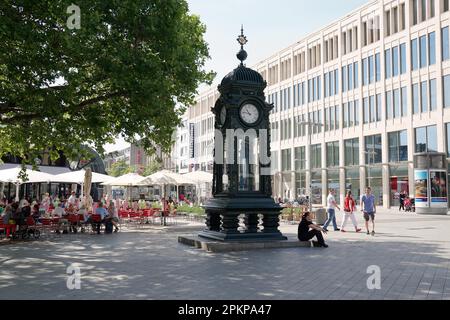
[198,196,288,242]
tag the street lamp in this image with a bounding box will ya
[299,120,324,214]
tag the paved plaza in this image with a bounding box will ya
[1,209,450,300]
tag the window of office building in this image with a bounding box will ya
[412,83,420,114]
[412,38,419,70]
[365,134,382,164]
[393,46,399,77]
[342,66,347,92]
[386,90,393,119]
[354,62,359,88]
[370,95,376,123]
[401,86,408,116]
[400,43,407,74]
[429,32,436,65]
[362,58,368,86]
[444,74,450,107]
[385,48,392,79]
[430,78,437,111]
[376,94,382,121]
[375,53,381,82]
[421,81,428,113]
[348,63,353,90]
[388,130,408,162]
[355,100,360,126]
[345,138,359,166]
[294,146,305,171]
[281,148,292,172]
[443,26,450,61]
[363,97,369,124]
[311,144,322,169]
[394,89,401,118]
[415,125,438,152]
[420,35,427,68]
[326,141,339,167]
[368,55,374,84]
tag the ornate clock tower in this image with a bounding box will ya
[199,27,287,242]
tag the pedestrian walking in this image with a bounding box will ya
[399,191,406,212]
[341,190,362,233]
[361,187,376,236]
[323,189,340,232]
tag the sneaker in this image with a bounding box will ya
[321,244,329,248]
[341,229,346,232]
[355,228,362,233]
[371,231,375,236]
[114,229,119,233]
[322,228,328,232]
[366,231,370,235]
[335,228,341,231]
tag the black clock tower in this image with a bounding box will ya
[199,27,287,242]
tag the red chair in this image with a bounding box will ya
[90,214,103,234]
[0,223,16,239]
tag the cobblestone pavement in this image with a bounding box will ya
[1,209,450,300]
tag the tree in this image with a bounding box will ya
[0,0,213,165]
[142,159,162,176]
[108,159,132,177]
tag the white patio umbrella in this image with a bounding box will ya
[101,173,145,203]
[138,170,195,200]
[53,169,111,184]
[0,167,54,201]
[100,173,145,186]
[182,171,213,202]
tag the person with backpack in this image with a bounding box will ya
[340,190,362,233]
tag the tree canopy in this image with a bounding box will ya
[0,0,213,165]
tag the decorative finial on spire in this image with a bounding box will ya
[236,25,248,66]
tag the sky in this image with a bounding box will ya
[103,0,368,153]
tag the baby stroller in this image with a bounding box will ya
[404,198,414,212]
[12,216,41,240]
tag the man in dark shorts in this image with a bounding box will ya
[361,187,376,236]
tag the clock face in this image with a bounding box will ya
[220,107,227,125]
[239,103,259,125]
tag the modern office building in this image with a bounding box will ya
[179,0,450,208]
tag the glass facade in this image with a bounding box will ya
[388,130,408,162]
[412,83,419,114]
[400,43,407,74]
[345,138,359,166]
[444,75,450,108]
[443,27,449,61]
[326,141,339,167]
[311,144,322,169]
[366,166,383,206]
[415,125,438,153]
[412,38,419,71]
[429,32,436,65]
[327,169,340,205]
[390,165,409,207]
[345,167,360,205]
[385,48,392,79]
[365,134,382,164]
[430,79,437,111]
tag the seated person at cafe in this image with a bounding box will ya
[89,202,108,234]
[297,211,328,248]
[53,203,65,218]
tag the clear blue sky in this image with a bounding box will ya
[105,0,368,153]
[187,0,369,90]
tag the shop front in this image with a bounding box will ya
[327,169,340,204]
[366,166,383,206]
[389,165,409,207]
[345,167,360,204]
